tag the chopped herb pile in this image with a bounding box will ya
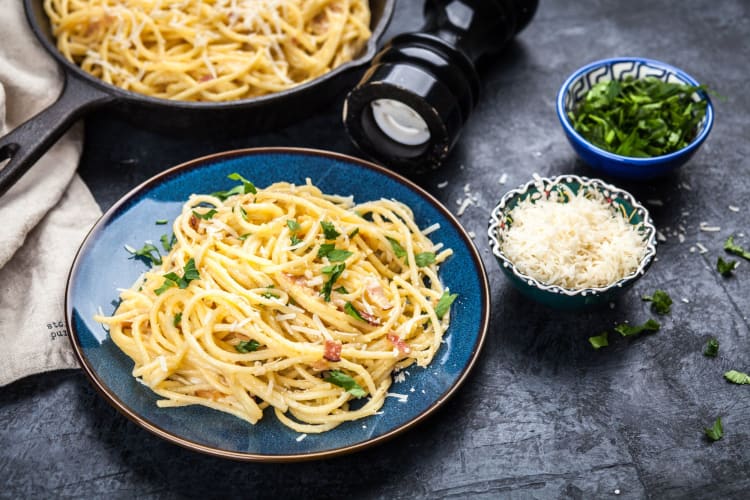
[642,289,672,314]
[614,318,660,337]
[717,257,738,277]
[703,338,719,357]
[588,332,609,350]
[704,417,723,442]
[569,77,707,157]
[724,370,750,385]
[324,370,366,398]
[235,339,260,353]
[724,236,750,261]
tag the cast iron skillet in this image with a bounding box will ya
[0,0,395,198]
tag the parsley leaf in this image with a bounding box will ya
[725,235,750,260]
[290,234,302,246]
[235,339,260,353]
[724,370,750,385]
[287,219,301,232]
[348,227,359,238]
[324,370,366,398]
[327,249,353,262]
[435,291,458,319]
[321,221,340,240]
[704,417,723,442]
[317,243,336,258]
[588,332,609,349]
[614,318,660,337]
[192,208,217,220]
[387,237,406,258]
[321,263,345,302]
[335,286,349,294]
[211,172,257,200]
[344,302,365,322]
[238,233,250,241]
[704,338,719,357]
[154,258,200,295]
[414,252,436,267]
[642,289,672,314]
[155,219,168,225]
[717,257,738,277]
[127,242,162,266]
[160,233,176,252]
[173,312,182,327]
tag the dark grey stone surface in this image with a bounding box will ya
[2,0,749,498]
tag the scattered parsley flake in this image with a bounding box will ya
[155,219,168,225]
[344,302,365,322]
[173,312,182,327]
[160,233,176,252]
[335,286,349,294]
[724,370,750,385]
[703,338,719,357]
[327,249,353,262]
[704,417,723,442]
[435,291,458,319]
[317,243,336,259]
[324,370,366,398]
[387,237,407,258]
[724,236,750,260]
[211,172,257,200]
[321,263,345,302]
[192,208,217,220]
[348,227,359,238]
[290,234,302,246]
[414,252,436,267]
[615,318,660,337]
[717,257,738,277]
[235,339,260,353]
[287,219,301,232]
[642,290,672,314]
[154,258,200,295]
[128,242,162,266]
[321,221,340,240]
[588,332,609,349]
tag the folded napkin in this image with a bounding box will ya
[0,0,102,386]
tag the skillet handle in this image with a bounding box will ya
[0,73,113,198]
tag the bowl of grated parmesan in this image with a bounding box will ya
[488,174,657,309]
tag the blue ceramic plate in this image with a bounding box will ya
[66,148,489,461]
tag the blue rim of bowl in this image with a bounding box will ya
[65,147,490,462]
[487,174,657,297]
[556,57,714,166]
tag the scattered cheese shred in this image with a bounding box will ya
[499,182,647,289]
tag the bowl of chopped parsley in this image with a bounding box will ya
[556,57,714,179]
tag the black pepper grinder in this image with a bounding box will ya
[343,0,538,172]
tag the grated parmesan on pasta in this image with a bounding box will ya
[499,185,647,289]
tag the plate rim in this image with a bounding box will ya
[65,146,490,462]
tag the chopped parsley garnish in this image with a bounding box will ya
[155,258,200,295]
[238,233,250,241]
[317,243,336,258]
[327,249,353,262]
[569,77,708,157]
[717,257,738,277]
[588,332,609,350]
[642,289,672,314]
[160,233,176,252]
[414,252,436,267]
[127,242,162,266]
[321,263,345,302]
[238,206,248,221]
[192,208,217,220]
[387,237,407,258]
[321,221,340,240]
[344,302,365,322]
[335,286,349,294]
[704,417,723,442]
[290,234,302,246]
[435,291,458,319]
[724,370,750,385]
[614,318,660,337]
[287,219,301,232]
[324,370,366,398]
[348,227,359,238]
[235,339,260,353]
[703,338,719,357]
[261,290,278,299]
[155,219,168,225]
[211,172,257,200]
[173,312,182,327]
[724,235,750,260]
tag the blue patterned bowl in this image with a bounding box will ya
[556,57,714,180]
[488,174,657,309]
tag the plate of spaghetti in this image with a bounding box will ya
[66,148,489,461]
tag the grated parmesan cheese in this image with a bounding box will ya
[499,183,648,289]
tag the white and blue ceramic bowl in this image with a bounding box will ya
[488,174,657,309]
[66,148,490,461]
[556,57,714,180]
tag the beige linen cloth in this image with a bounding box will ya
[0,1,102,385]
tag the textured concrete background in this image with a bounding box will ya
[2,0,749,498]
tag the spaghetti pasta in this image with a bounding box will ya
[96,175,456,433]
[43,0,371,101]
